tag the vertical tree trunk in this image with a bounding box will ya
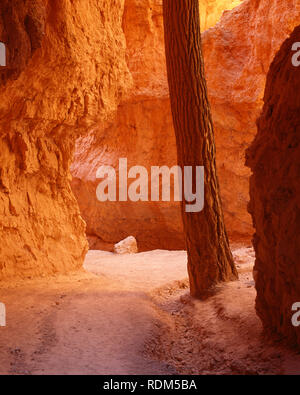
[163,0,238,298]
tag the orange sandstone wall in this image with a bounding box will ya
[72,0,299,251]
[246,25,300,348]
[202,0,300,241]
[71,0,180,251]
[72,0,244,252]
[0,0,131,277]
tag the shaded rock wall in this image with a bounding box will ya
[0,0,46,84]
[246,26,300,347]
[72,0,300,251]
[0,0,131,277]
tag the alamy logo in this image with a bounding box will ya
[0,42,6,67]
[292,42,300,67]
[96,158,205,213]
[0,303,6,327]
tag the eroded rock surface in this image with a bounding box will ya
[202,0,300,241]
[246,25,300,348]
[0,0,131,277]
[71,0,181,251]
[72,0,300,251]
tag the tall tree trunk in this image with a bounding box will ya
[163,0,238,298]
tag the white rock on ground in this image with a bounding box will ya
[114,236,138,254]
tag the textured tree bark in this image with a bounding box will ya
[163,0,238,297]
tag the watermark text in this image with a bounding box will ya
[292,42,300,67]
[292,302,300,327]
[96,158,204,213]
[0,42,6,67]
[0,303,6,327]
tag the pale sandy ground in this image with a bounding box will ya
[0,246,299,375]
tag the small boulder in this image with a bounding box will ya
[114,236,138,255]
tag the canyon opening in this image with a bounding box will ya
[0,0,300,379]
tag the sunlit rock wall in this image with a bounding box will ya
[0,0,131,277]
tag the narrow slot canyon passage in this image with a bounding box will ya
[0,0,300,377]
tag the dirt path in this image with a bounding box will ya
[0,247,299,375]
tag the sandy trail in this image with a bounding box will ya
[0,250,187,375]
[0,247,299,375]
